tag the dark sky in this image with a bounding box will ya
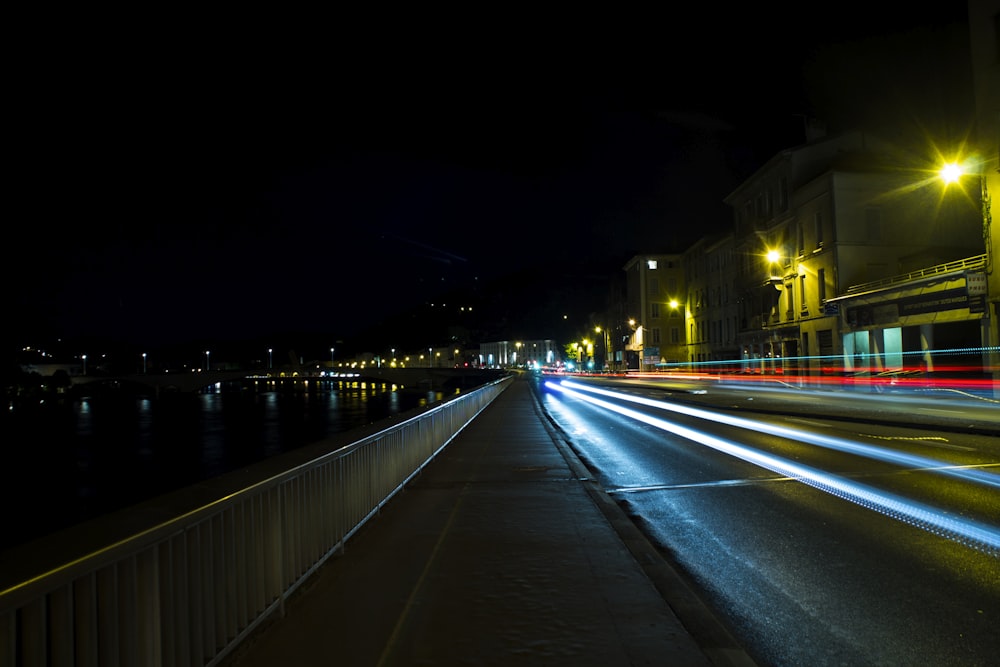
[8,5,974,355]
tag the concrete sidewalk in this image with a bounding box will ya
[222,375,756,667]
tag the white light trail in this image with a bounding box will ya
[558,380,1000,490]
[546,380,1000,555]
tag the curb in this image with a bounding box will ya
[528,381,760,667]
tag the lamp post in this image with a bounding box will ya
[205,350,210,371]
[268,348,273,370]
[595,326,612,372]
[82,354,87,376]
[940,161,992,274]
[941,159,998,396]
[142,352,147,374]
[626,318,642,371]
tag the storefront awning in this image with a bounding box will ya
[826,270,986,329]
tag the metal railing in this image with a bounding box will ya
[1,375,513,667]
[844,254,986,294]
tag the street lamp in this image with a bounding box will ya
[941,157,997,396]
[331,348,335,365]
[268,348,273,370]
[142,352,147,374]
[596,325,613,372]
[939,160,993,273]
[82,354,87,375]
[205,350,210,371]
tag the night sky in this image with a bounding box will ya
[8,5,974,359]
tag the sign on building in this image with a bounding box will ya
[967,272,987,313]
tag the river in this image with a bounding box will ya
[2,379,442,552]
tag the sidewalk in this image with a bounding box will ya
[222,375,757,667]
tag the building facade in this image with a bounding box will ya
[968,0,999,390]
[683,234,741,368]
[622,254,686,369]
[717,131,985,375]
[619,6,998,380]
[479,339,559,369]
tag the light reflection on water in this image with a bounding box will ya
[2,382,437,551]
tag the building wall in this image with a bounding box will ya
[683,234,741,367]
[622,254,685,368]
[968,0,999,390]
[717,131,987,374]
[479,339,559,368]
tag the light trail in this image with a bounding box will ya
[557,380,1000,490]
[545,380,1000,556]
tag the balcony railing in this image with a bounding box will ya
[844,255,986,295]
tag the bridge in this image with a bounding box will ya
[68,367,509,395]
[0,374,744,666]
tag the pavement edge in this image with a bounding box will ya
[527,379,760,667]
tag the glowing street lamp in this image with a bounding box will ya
[142,352,147,374]
[940,157,997,396]
[939,162,963,184]
[268,348,273,370]
[939,159,993,273]
[205,350,210,371]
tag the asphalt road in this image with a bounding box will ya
[535,374,1000,667]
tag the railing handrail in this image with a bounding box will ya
[844,254,986,294]
[1,374,514,667]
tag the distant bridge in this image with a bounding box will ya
[68,367,509,395]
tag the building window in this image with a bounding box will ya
[800,274,807,310]
[797,222,804,256]
[670,327,679,343]
[818,268,826,303]
[649,277,659,294]
[646,259,658,270]
[650,302,661,319]
[818,329,834,355]
[814,211,824,247]
[652,328,661,344]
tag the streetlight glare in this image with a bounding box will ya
[766,250,780,263]
[939,162,963,184]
